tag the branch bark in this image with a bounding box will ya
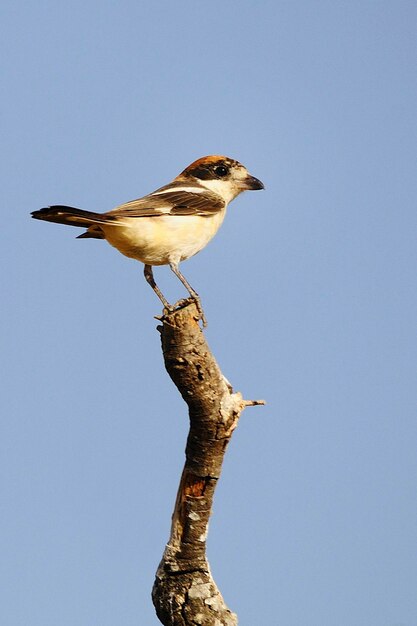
[152,302,264,626]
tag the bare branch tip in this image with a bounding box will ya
[244,399,266,407]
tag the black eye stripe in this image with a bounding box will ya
[188,164,230,180]
[189,166,215,180]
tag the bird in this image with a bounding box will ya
[31,155,264,324]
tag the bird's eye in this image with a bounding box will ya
[214,165,229,178]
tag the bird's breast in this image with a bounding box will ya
[101,210,226,265]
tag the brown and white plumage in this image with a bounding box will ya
[32,155,264,323]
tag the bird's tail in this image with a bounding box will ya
[31,205,113,228]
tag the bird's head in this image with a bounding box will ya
[177,155,264,204]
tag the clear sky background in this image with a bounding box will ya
[2,2,416,625]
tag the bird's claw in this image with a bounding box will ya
[159,297,207,327]
[192,296,207,327]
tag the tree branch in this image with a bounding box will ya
[152,302,265,625]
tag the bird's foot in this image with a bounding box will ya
[191,296,207,327]
[156,297,207,327]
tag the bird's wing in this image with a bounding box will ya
[107,186,225,219]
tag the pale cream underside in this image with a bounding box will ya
[101,210,227,265]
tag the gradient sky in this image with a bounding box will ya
[2,2,416,624]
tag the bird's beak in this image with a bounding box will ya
[242,174,265,191]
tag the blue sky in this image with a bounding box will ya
[2,1,416,624]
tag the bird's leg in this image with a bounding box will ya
[169,262,207,327]
[143,264,172,310]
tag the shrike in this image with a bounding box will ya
[32,155,264,324]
